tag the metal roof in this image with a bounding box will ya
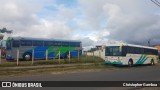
[106,43,158,50]
[10,37,81,43]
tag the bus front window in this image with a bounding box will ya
[106,46,122,56]
[6,40,11,50]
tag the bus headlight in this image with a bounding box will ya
[7,55,11,57]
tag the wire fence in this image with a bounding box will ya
[0,49,104,66]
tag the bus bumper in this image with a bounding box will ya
[6,55,14,60]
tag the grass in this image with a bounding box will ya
[0,55,104,67]
[0,56,157,77]
[0,63,116,77]
[0,56,117,77]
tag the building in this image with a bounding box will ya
[153,45,160,59]
[153,45,160,52]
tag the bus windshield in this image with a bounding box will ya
[6,40,11,50]
[105,46,122,56]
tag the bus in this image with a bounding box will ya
[5,37,82,60]
[104,44,159,66]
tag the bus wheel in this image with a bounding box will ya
[1,54,6,58]
[128,59,133,67]
[150,59,155,66]
[23,53,32,61]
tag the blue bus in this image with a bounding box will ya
[6,37,82,60]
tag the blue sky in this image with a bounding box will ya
[37,0,83,29]
[56,0,78,7]
[38,0,79,17]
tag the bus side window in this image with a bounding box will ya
[134,47,137,54]
[126,46,130,53]
[135,47,140,54]
[69,42,76,47]
[54,41,61,46]
[21,40,32,46]
[44,41,54,46]
[69,42,73,47]
[155,50,158,55]
[76,42,80,47]
[12,40,20,47]
[122,46,127,56]
[105,47,108,56]
[33,41,43,46]
[62,42,69,47]
[145,49,152,54]
[152,49,158,55]
[129,47,134,53]
[141,48,144,54]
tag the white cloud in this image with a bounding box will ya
[0,0,160,49]
[0,0,74,39]
[78,0,160,46]
[53,4,76,21]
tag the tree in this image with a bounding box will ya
[0,27,13,34]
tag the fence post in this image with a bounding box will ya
[0,49,1,64]
[59,51,60,64]
[53,51,55,60]
[17,49,19,66]
[53,50,55,60]
[46,50,48,61]
[78,50,79,63]
[93,51,94,56]
[32,49,34,65]
[69,51,70,63]
[93,51,95,63]
[85,52,87,63]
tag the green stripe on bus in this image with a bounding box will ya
[140,55,148,64]
[139,55,146,64]
[104,61,123,65]
[55,47,75,57]
[135,55,143,64]
[44,46,76,57]
[135,55,148,64]
[141,57,148,64]
[48,46,54,54]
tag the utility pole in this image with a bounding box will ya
[148,39,151,46]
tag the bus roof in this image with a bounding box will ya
[106,43,158,50]
[9,37,81,43]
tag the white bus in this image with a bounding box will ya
[104,44,159,66]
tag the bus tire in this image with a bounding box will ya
[67,54,72,59]
[64,52,72,59]
[150,59,155,66]
[1,54,6,58]
[23,53,32,61]
[128,59,133,67]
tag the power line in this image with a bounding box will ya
[155,0,160,5]
[151,0,160,7]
